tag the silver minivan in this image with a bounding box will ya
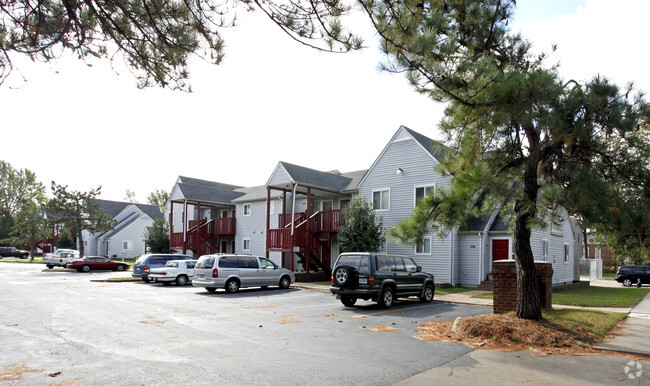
[192,254,295,293]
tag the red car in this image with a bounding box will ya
[66,256,130,273]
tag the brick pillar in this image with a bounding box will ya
[493,260,554,314]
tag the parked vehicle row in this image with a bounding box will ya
[38,249,437,307]
[133,253,296,293]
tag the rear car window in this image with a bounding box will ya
[336,255,369,275]
[196,255,216,269]
[135,256,147,265]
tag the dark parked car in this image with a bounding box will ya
[616,266,650,287]
[330,252,435,308]
[132,254,194,282]
[66,256,130,272]
[0,246,30,259]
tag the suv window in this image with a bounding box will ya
[376,255,390,272]
[337,254,362,268]
[392,256,405,271]
[403,258,418,273]
[239,256,259,269]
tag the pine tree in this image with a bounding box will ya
[338,197,385,253]
[366,0,650,319]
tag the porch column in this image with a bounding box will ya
[266,187,271,258]
[183,199,187,254]
[306,187,312,273]
[169,203,174,253]
[290,183,296,272]
[197,202,202,256]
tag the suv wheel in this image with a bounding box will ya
[333,265,354,287]
[226,279,240,293]
[623,278,633,287]
[341,295,357,307]
[379,287,395,308]
[420,283,435,303]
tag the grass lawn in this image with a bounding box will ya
[473,286,650,308]
[602,273,616,280]
[435,287,476,295]
[542,308,627,342]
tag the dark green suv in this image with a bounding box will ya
[330,252,435,308]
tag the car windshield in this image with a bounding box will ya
[196,255,216,269]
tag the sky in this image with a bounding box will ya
[1,0,648,203]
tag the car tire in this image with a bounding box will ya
[333,265,355,287]
[225,279,240,293]
[279,275,291,289]
[21,254,29,259]
[116,265,125,272]
[379,287,395,308]
[46,265,53,269]
[206,287,217,293]
[420,283,435,303]
[162,281,171,286]
[81,265,91,273]
[176,275,188,286]
[623,278,633,287]
[341,295,357,307]
[142,277,150,283]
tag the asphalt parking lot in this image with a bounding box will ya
[0,263,490,385]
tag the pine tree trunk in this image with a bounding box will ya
[513,212,541,320]
[514,124,542,320]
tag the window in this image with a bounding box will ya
[260,258,275,269]
[243,238,251,251]
[403,257,418,273]
[415,185,436,206]
[122,241,133,251]
[542,240,549,261]
[564,244,570,263]
[372,189,390,211]
[238,256,259,268]
[243,204,251,216]
[416,237,431,254]
[393,257,405,271]
[376,255,390,272]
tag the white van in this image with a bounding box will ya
[192,254,295,293]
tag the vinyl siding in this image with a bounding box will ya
[359,133,454,284]
[528,208,575,284]
[458,234,482,287]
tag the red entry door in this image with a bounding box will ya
[492,239,510,262]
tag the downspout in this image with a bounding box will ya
[478,231,483,285]
[183,199,188,254]
[450,230,455,286]
[290,183,297,272]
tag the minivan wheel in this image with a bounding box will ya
[420,283,435,303]
[341,295,357,307]
[623,278,633,287]
[176,275,188,286]
[226,279,240,293]
[379,287,395,308]
[279,276,291,289]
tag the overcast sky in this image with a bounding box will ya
[1,0,648,203]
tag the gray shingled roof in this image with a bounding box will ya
[232,185,269,202]
[134,203,163,221]
[340,170,366,192]
[402,126,451,161]
[178,176,242,191]
[176,183,245,205]
[277,161,354,192]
